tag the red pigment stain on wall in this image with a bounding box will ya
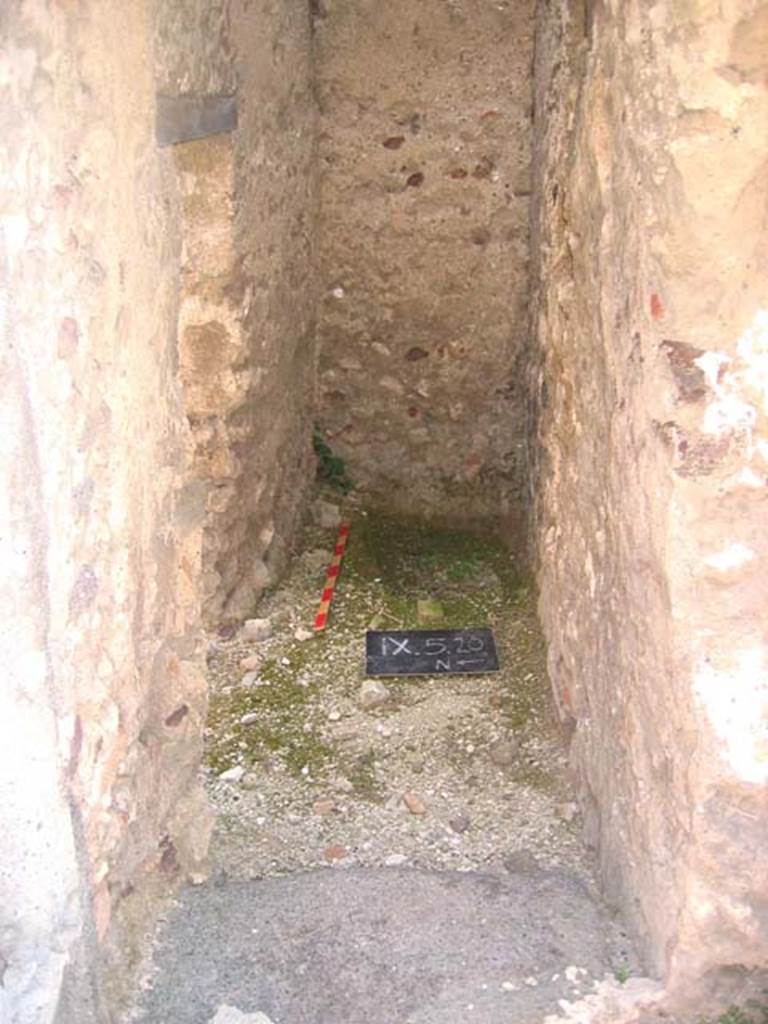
[650,292,664,319]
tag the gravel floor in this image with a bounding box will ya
[203,499,597,885]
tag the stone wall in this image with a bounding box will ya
[530,0,768,1009]
[314,0,535,528]
[169,0,319,624]
[0,3,211,1021]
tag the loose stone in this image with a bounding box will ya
[241,618,273,642]
[240,655,261,672]
[449,813,471,834]
[323,844,348,862]
[385,853,408,866]
[239,712,259,726]
[313,799,336,816]
[294,627,314,642]
[304,548,333,572]
[313,499,342,530]
[489,738,518,766]
[556,801,579,823]
[417,598,444,624]
[359,678,390,710]
[210,1006,276,1024]
[218,766,245,783]
[403,791,428,816]
[240,671,262,689]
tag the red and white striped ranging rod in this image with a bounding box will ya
[314,522,351,632]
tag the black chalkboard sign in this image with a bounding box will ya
[366,628,499,677]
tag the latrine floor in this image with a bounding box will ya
[127,498,648,1024]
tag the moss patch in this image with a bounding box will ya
[206,652,334,778]
[343,509,526,630]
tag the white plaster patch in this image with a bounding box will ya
[702,391,755,437]
[694,649,768,783]
[704,542,755,572]
[730,467,765,489]
[698,311,768,440]
[737,308,768,414]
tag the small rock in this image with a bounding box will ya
[218,766,245,783]
[500,981,518,993]
[417,598,444,625]
[333,776,354,793]
[313,799,336,817]
[327,710,342,722]
[524,976,539,987]
[565,965,587,983]
[359,678,390,710]
[271,607,292,628]
[239,712,259,726]
[240,672,263,689]
[403,791,428,816]
[556,800,579,824]
[210,1006,275,1024]
[502,849,540,873]
[449,813,471,834]
[385,853,408,867]
[241,773,261,790]
[489,738,518,766]
[241,618,272,642]
[304,548,333,572]
[240,655,261,672]
[313,499,342,530]
[294,627,314,642]
[323,844,348,862]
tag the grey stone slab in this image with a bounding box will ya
[155,95,237,147]
[129,867,624,1024]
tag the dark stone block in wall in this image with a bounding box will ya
[155,95,238,147]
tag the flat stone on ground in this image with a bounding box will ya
[241,618,273,642]
[313,500,342,530]
[210,1007,276,1024]
[130,868,621,1024]
[323,844,348,862]
[402,791,428,816]
[489,738,518,766]
[359,678,390,710]
[417,598,444,624]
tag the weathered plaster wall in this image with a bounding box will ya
[314,0,534,527]
[154,0,236,97]
[1,2,211,1021]
[170,0,319,623]
[530,0,768,1008]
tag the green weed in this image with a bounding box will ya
[313,427,353,493]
